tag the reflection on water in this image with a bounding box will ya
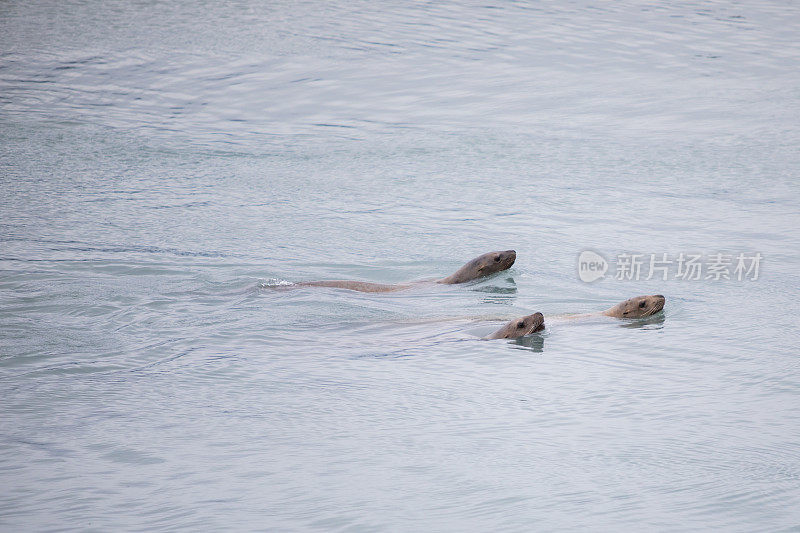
[2,0,800,531]
[618,312,667,329]
[509,334,546,353]
[471,275,518,293]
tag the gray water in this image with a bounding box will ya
[2,1,800,531]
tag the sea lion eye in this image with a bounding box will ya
[517,322,525,328]
[639,301,646,308]
[494,256,501,262]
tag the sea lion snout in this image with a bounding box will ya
[490,250,516,272]
[639,294,666,316]
[499,249,516,267]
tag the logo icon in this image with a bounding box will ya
[578,250,608,282]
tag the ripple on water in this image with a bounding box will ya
[2,0,800,531]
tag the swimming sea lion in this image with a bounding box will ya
[484,312,545,340]
[553,294,666,321]
[295,280,407,292]
[482,294,664,341]
[535,295,666,325]
[436,250,516,284]
[296,250,516,293]
[601,294,665,318]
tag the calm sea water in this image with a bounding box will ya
[2,1,800,531]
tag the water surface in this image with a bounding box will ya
[2,1,800,531]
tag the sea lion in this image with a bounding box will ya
[295,280,406,293]
[601,294,665,318]
[484,312,545,340]
[551,294,666,322]
[481,294,664,340]
[296,250,516,293]
[436,250,516,284]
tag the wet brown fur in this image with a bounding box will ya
[484,312,545,340]
[297,250,516,292]
[601,295,666,318]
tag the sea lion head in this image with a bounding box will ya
[605,294,665,319]
[473,249,516,277]
[486,312,545,340]
[440,250,516,284]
